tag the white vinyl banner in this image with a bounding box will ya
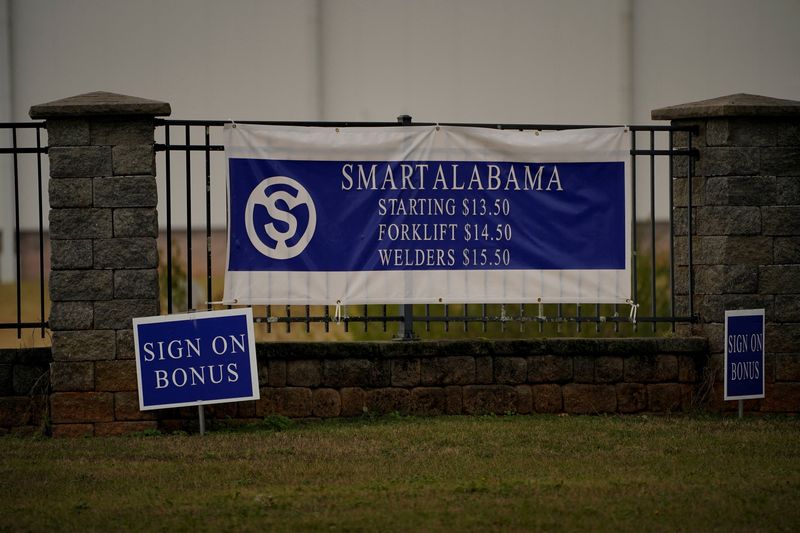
[223,124,631,305]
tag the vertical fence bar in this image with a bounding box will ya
[307,305,313,334]
[649,129,657,333]
[668,130,676,331]
[382,304,387,333]
[267,304,272,333]
[687,132,694,319]
[36,127,46,336]
[363,304,368,333]
[185,125,193,311]
[165,126,174,314]
[12,128,21,338]
[397,114,416,340]
[205,126,212,310]
[630,130,638,332]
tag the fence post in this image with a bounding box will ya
[30,91,171,437]
[653,93,800,412]
[395,114,418,340]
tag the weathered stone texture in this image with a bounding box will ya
[50,239,93,270]
[694,265,758,294]
[528,355,572,383]
[49,208,112,240]
[774,238,800,264]
[49,146,112,178]
[761,383,800,412]
[391,358,420,387]
[776,355,800,381]
[616,383,648,413]
[573,356,594,383]
[410,387,447,415]
[95,421,158,436]
[696,206,761,235]
[48,301,94,330]
[51,330,115,361]
[312,388,341,418]
[647,384,683,412]
[94,238,158,269]
[421,357,475,386]
[286,360,322,387]
[494,357,527,384]
[257,387,312,418]
[701,147,759,176]
[46,118,90,146]
[51,423,94,438]
[94,299,159,330]
[705,176,777,207]
[624,355,678,382]
[95,360,137,391]
[760,147,800,176]
[365,388,411,415]
[93,176,157,207]
[759,265,800,294]
[116,330,135,360]
[340,387,366,417]
[267,360,286,387]
[112,145,155,175]
[114,270,159,299]
[762,206,800,236]
[323,359,390,388]
[594,357,623,383]
[706,118,777,147]
[776,176,800,205]
[90,118,153,146]
[50,362,94,391]
[113,208,158,238]
[114,391,156,421]
[515,385,533,414]
[563,384,616,414]
[51,392,114,423]
[50,270,113,302]
[475,356,493,383]
[462,385,517,415]
[49,178,92,208]
[445,386,462,414]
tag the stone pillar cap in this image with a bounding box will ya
[30,91,171,119]
[652,93,800,120]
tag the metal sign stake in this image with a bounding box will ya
[738,399,744,420]
[198,405,206,436]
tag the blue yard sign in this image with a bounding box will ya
[133,308,259,410]
[724,309,765,401]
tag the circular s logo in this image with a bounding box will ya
[245,176,316,259]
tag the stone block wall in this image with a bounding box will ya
[654,94,800,412]
[30,92,170,437]
[150,338,710,430]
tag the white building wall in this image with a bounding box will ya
[0,0,798,241]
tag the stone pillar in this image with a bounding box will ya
[653,93,800,412]
[30,92,170,436]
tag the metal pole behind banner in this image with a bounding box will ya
[397,114,417,341]
[738,400,744,420]
[198,405,206,435]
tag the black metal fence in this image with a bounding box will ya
[0,122,49,341]
[154,117,698,339]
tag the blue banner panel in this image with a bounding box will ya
[227,159,625,272]
[724,310,765,400]
[134,309,259,410]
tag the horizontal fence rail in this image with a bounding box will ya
[154,118,697,339]
[0,122,49,342]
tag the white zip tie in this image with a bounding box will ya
[627,299,640,324]
[334,300,343,324]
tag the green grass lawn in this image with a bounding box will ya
[2,414,800,531]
